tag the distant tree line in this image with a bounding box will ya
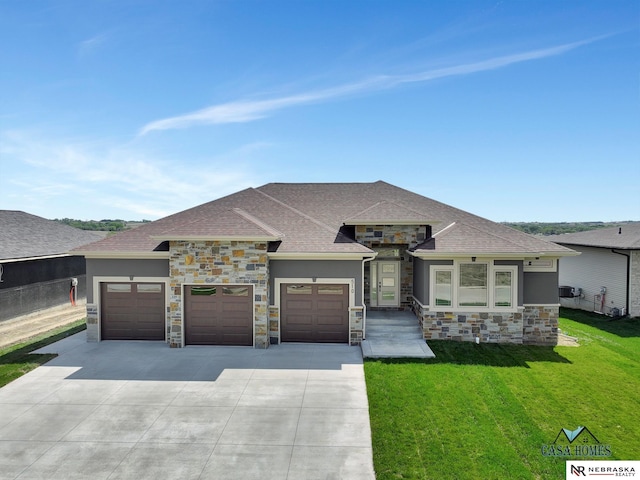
[54,218,151,231]
[502,221,634,236]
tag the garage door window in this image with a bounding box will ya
[137,284,162,293]
[107,284,131,293]
[190,286,216,296]
[318,285,344,295]
[286,285,312,294]
[223,286,249,296]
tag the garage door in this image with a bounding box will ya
[101,282,165,340]
[185,285,253,346]
[281,284,349,343]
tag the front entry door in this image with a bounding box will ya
[370,261,400,307]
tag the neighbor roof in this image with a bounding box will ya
[0,211,104,261]
[73,181,574,258]
[548,224,640,250]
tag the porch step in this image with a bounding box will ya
[361,338,435,359]
[362,310,435,359]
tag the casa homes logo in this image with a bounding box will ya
[566,460,638,478]
[542,426,611,458]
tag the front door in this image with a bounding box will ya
[370,261,400,307]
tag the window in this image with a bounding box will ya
[434,270,453,306]
[318,285,344,295]
[137,284,162,293]
[223,286,249,296]
[191,286,216,296]
[430,263,517,310]
[286,285,312,295]
[494,271,513,307]
[107,284,131,293]
[458,263,487,307]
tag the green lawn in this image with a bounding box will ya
[364,308,640,480]
[0,320,86,388]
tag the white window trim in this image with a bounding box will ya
[274,278,356,341]
[429,262,518,312]
[93,276,170,342]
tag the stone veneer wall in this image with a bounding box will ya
[168,240,269,348]
[86,303,98,342]
[349,306,364,345]
[356,225,423,309]
[630,251,640,318]
[412,301,559,346]
[521,305,559,345]
[354,224,426,248]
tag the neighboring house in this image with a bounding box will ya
[73,181,576,348]
[548,224,640,318]
[0,211,103,321]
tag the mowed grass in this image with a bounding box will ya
[364,308,640,480]
[0,320,86,388]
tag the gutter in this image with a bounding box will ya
[611,249,631,316]
[361,255,377,339]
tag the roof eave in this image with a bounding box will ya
[151,235,281,242]
[74,251,171,260]
[553,241,636,250]
[268,252,377,260]
[0,253,72,263]
[343,220,441,226]
[409,250,580,259]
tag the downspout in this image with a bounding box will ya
[611,249,630,316]
[361,255,377,339]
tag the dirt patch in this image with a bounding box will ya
[557,332,579,347]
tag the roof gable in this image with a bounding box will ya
[343,200,439,225]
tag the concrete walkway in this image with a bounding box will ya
[361,310,435,359]
[0,334,376,480]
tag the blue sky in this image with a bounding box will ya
[1,1,638,222]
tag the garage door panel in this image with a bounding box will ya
[285,314,313,326]
[185,285,253,346]
[281,284,348,343]
[285,299,314,310]
[316,315,347,326]
[221,303,252,313]
[316,299,345,310]
[101,282,165,341]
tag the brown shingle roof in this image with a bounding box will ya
[73,181,575,257]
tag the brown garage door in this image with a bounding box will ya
[101,282,165,340]
[185,285,253,346]
[281,284,349,343]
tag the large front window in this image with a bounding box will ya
[430,262,517,310]
[458,263,487,307]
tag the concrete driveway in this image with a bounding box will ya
[0,334,376,480]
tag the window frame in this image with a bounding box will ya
[429,262,518,312]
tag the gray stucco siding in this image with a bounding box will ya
[86,258,169,302]
[523,270,559,304]
[412,259,454,305]
[269,260,363,305]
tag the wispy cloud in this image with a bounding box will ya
[139,36,601,135]
[1,130,263,219]
[78,33,108,57]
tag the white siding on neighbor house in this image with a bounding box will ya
[630,251,640,317]
[558,245,627,315]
